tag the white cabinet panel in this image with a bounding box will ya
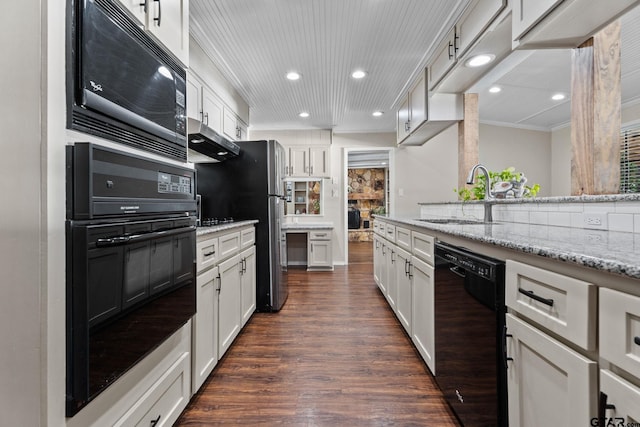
[600,287,640,379]
[396,97,410,142]
[308,240,332,269]
[456,0,507,57]
[217,254,242,359]
[428,27,457,91]
[600,369,640,425]
[411,256,435,374]
[506,314,597,427]
[202,87,223,133]
[411,231,434,266]
[196,236,218,272]
[373,236,385,293]
[192,266,219,392]
[384,243,397,310]
[506,260,596,350]
[395,226,411,252]
[288,147,308,177]
[395,246,412,335]
[512,0,564,42]
[240,246,256,326]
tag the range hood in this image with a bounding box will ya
[187,118,240,161]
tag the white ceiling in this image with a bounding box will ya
[190,1,640,134]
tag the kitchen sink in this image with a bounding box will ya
[416,218,498,225]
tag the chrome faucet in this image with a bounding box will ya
[466,164,494,222]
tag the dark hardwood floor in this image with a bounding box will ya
[176,241,459,426]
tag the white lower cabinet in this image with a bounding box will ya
[192,224,256,394]
[505,313,597,427]
[600,369,640,425]
[218,253,242,358]
[384,243,397,311]
[373,236,384,292]
[410,256,435,374]
[240,245,256,326]
[115,351,191,427]
[394,246,412,334]
[307,230,333,270]
[192,266,219,392]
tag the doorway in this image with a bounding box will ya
[344,148,393,264]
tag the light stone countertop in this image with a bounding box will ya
[196,220,258,237]
[378,216,640,280]
[281,222,334,230]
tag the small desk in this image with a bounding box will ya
[281,223,334,271]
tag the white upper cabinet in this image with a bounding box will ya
[117,0,189,66]
[223,106,247,141]
[428,0,507,92]
[396,98,410,143]
[512,0,640,49]
[286,146,330,178]
[187,74,224,134]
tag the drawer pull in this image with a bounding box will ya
[204,250,216,257]
[634,336,640,346]
[150,414,161,427]
[519,288,554,307]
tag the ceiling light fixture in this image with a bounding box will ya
[551,93,566,101]
[465,54,495,68]
[298,112,310,118]
[286,71,301,81]
[488,86,501,93]
[351,70,367,79]
[372,111,383,117]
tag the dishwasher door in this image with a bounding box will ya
[434,243,507,427]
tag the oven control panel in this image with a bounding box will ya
[158,172,192,195]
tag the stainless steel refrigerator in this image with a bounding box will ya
[196,140,288,311]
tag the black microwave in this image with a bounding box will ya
[66,0,187,161]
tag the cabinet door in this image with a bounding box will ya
[223,107,239,141]
[512,0,563,42]
[428,26,457,90]
[506,314,597,427]
[202,87,223,133]
[146,0,189,66]
[309,147,328,177]
[192,266,218,392]
[456,0,506,57]
[394,246,412,335]
[289,147,308,177]
[373,237,385,292]
[411,256,435,374]
[384,243,397,310]
[396,97,410,143]
[408,70,427,130]
[240,246,256,326]
[186,75,203,121]
[599,287,640,379]
[600,369,640,426]
[308,240,332,269]
[117,0,146,25]
[237,119,248,140]
[218,254,242,359]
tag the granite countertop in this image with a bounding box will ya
[196,219,258,237]
[418,193,640,205]
[281,222,334,230]
[380,216,640,280]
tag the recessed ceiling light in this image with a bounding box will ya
[298,112,310,118]
[351,70,367,79]
[551,93,566,101]
[465,54,495,68]
[488,86,501,93]
[372,111,384,117]
[286,71,301,81]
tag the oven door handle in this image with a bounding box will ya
[96,225,195,247]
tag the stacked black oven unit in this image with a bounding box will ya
[65,143,197,416]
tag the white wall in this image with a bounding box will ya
[1,2,45,426]
[479,124,552,197]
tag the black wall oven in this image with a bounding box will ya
[65,143,196,416]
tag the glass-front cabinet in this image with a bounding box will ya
[284,179,322,215]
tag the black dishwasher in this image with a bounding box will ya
[434,241,507,427]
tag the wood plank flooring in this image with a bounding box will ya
[176,242,459,426]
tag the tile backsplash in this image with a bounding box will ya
[419,197,640,233]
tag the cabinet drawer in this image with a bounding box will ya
[218,231,241,261]
[309,230,331,240]
[114,351,191,427]
[600,288,640,379]
[395,227,411,251]
[373,220,384,235]
[196,237,218,272]
[384,224,396,243]
[506,260,596,350]
[411,231,434,266]
[600,369,640,423]
[240,226,255,249]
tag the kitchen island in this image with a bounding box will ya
[374,195,640,426]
